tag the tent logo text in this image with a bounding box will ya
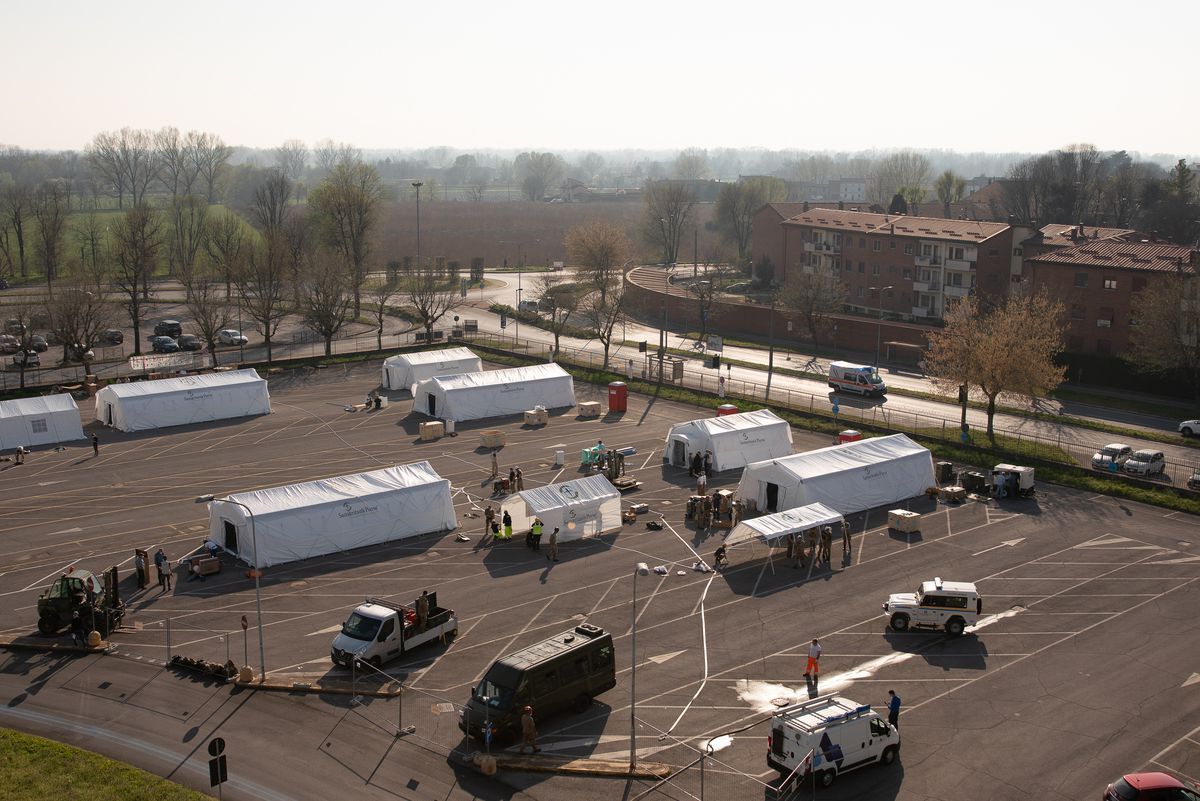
[559,485,579,499]
[864,466,887,480]
[185,391,215,401]
[339,502,379,518]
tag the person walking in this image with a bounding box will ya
[627,359,634,381]
[135,551,147,590]
[547,527,559,562]
[502,510,513,541]
[689,452,701,477]
[508,467,517,492]
[14,445,27,465]
[515,467,524,492]
[841,522,852,556]
[819,526,833,566]
[483,505,495,536]
[519,705,540,754]
[791,532,806,569]
[713,544,728,570]
[887,690,901,729]
[531,518,543,551]
[718,374,726,399]
[696,470,707,495]
[490,450,499,477]
[156,555,169,591]
[804,639,822,679]
[703,451,713,477]
[162,558,172,591]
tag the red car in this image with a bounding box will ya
[1105,772,1200,801]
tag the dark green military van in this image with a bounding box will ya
[460,623,615,742]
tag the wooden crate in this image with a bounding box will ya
[419,421,445,441]
[578,401,601,418]
[887,509,921,533]
[480,430,506,448]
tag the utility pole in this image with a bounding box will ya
[412,181,423,267]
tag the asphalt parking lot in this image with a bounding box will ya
[1,358,1198,801]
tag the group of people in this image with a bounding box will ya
[688,450,713,479]
[364,391,383,411]
[481,505,560,560]
[785,524,851,569]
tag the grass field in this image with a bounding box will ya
[0,727,212,801]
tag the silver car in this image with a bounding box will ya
[1091,443,1132,471]
[217,329,248,346]
[1180,419,1200,437]
[1124,449,1166,476]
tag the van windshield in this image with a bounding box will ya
[473,679,515,709]
[341,612,381,642]
[867,372,883,384]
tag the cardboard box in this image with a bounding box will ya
[887,509,921,533]
[578,402,601,418]
[419,421,444,441]
[480,430,506,448]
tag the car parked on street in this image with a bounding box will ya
[66,344,95,363]
[176,334,203,351]
[1104,771,1200,800]
[1091,443,1133,471]
[1179,419,1200,437]
[151,336,180,353]
[1123,449,1166,477]
[100,329,123,345]
[12,350,40,367]
[0,334,19,354]
[29,335,48,352]
[217,329,248,346]
[153,319,183,338]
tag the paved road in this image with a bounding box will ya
[1,360,1198,800]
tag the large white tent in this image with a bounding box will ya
[737,434,935,515]
[662,409,792,472]
[381,347,482,392]
[207,461,458,568]
[724,502,845,549]
[95,369,271,432]
[414,363,575,422]
[0,394,85,450]
[500,474,621,542]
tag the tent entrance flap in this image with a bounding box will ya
[672,438,688,467]
[223,520,238,553]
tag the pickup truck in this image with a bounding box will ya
[331,593,457,669]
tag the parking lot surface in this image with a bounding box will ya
[0,359,1197,801]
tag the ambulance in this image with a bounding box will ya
[827,361,887,397]
[767,694,900,788]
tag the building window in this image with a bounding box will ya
[904,243,914,255]
[858,262,865,273]
[949,246,964,260]
[890,240,896,249]
[1103,278,1117,290]
[1096,339,1112,355]
[834,258,841,270]
[1074,272,1089,288]
[872,264,880,276]
[856,286,864,298]
[1097,307,1114,327]
[903,268,912,279]
[873,240,881,252]
[31,419,48,433]
[1132,276,1147,292]
[859,238,865,248]
[1013,247,1023,257]
[1070,304,1086,320]
[1067,335,1084,351]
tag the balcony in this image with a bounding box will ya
[915,254,942,267]
[803,242,816,253]
[943,284,972,298]
[945,258,976,270]
[911,306,931,318]
[912,280,940,293]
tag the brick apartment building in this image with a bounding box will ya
[751,207,1017,321]
[1023,240,1197,355]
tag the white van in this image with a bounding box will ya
[883,577,981,636]
[768,694,899,788]
[827,361,887,397]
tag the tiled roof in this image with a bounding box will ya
[1027,241,1196,273]
[782,208,1009,243]
[1026,224,1138,249]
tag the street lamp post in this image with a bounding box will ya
[766,280,779,400]
[869,285,893,366]
[412,181,424,268]
[196,494,264,680]
[630,561,650,770]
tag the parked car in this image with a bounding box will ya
[176,334,203,351]
[28,335,48,352]
[0,278,8,290]
[12,350,40,367]
[0,334,19,354]
[153,319,183,338]
[1091,443,1133,471]
[100,329,124,345]
[217,329,248,346]
[1179,419,1200,437]
[1124,449,1166,476]
[151,336,180,353]
[66,344,95,363]
[6,318,25,335]
[1104,771,1200,801]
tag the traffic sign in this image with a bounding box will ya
[208,737,228,788]
[240,616,248,631]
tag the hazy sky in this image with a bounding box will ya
[3,0,1194,156]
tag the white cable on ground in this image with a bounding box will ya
[659,518,714,739]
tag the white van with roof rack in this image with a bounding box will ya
[768,694,899,788]
[882,577,981,636]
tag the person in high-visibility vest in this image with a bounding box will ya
[530,518,543,551]
[502,510,513,540]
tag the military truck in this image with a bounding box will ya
[37,567,124,637]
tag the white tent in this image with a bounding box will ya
[381,347,482,392]
[662,409,793,472]
[724,502,845,549]
[0,394,85,450]
[95,369,270,432]
[207,461,458,568]
[414,363,576,422]
[737,434,935,515]
[500,474,621,542]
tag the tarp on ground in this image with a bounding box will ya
[94,369,270,432]
[207,461,458,568]
[736,433,935,515]
[0,393,85,450]
[724,502,845,549]
[662,409,792,472]
[413,363,576,422]
[381,347,482,392]
[500,474,621,542]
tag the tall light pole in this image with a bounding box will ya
[766,280,779,400]
[869,285,893,366]
[412,181,423,268]
[196,494,264,680]
[630,561,650,770]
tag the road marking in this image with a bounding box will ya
[37,480,67,487]
[306,623,343,637]
[1184,673,1200,688]
[648,650,686,665]
[973,538,1026,556]
[1152,555,1200,564]
[48,527,83,536]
